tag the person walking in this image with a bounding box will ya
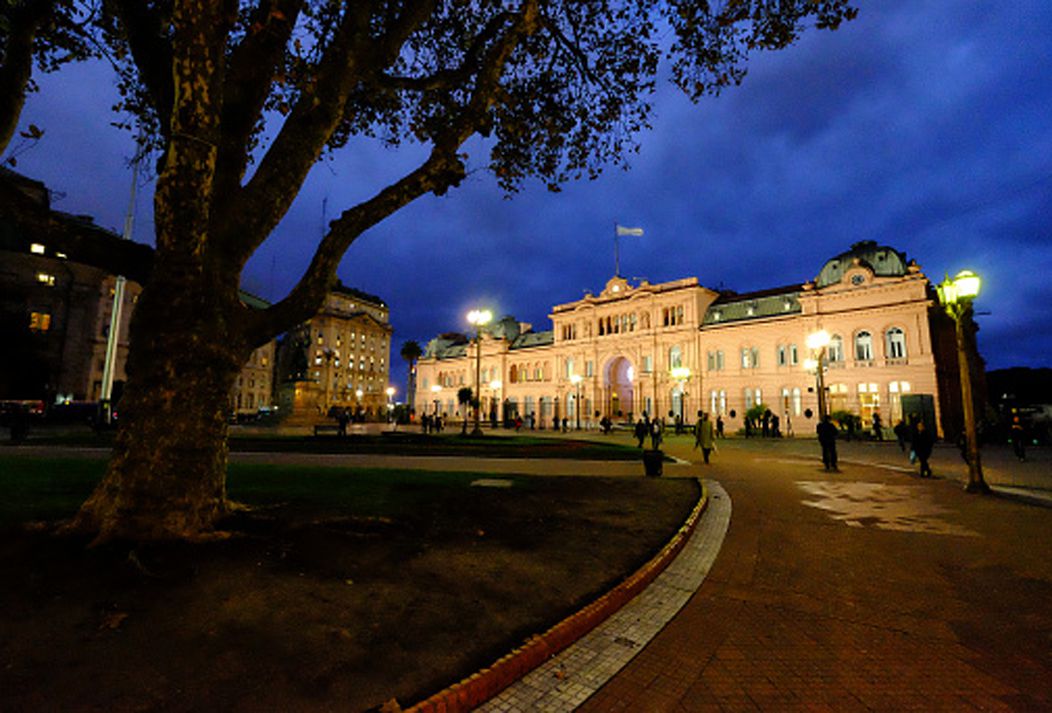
[912,420,934,478]
[694,411,715,464]
[1010,416,1027,462]
[817,415,839,472]
[650,418,664,450]
[716,414,724,438]
[872,412,884,441]
[893,419,908,452]
[634,418,647,448]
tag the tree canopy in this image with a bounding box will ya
[7,0,857,542]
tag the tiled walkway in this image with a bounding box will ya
[478,482,731,713]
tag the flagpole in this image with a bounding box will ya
[614,222,620,277]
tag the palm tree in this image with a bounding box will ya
[400,340,423,414]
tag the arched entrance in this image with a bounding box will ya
[604,356,634,419]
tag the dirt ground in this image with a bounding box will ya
[0,474,698,712]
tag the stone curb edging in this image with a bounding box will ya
[405,480,710,713]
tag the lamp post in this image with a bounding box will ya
[670,366,691,424]
[466,308,492,436]
[431,384,441,418]
[489,379,502,426]
[936,270,989,494]
[805,329,831,421]
[385,386,395,424]
[570,374,583,429]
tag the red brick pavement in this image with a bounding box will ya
[579,441,1052,712]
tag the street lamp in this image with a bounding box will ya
[385,386,395,423]
[430,384,441,417]
[805,329,831,420]
[489,379,502,425]
[467,308,492,436]
[570,373,583,429]
[670,366,691,424]
[936,270,989,494]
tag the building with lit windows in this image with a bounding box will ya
[1,169,275,416]
[275,282,393,423]
[415,242,971,437]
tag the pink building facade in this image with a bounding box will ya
[414,242,964,437]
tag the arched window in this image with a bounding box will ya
[669,345,683,369]
[509,365,518,383]
[828,334,844,362]
[885,327,906,359]
[855,331,873,361]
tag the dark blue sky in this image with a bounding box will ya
[10,1,1052,392]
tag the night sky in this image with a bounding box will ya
[10,1,1052,393]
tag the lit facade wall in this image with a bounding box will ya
[415,243,962,437]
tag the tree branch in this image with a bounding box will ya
[0,0,56,155]
[213,0,304,200]
[106,0,175,136]
[243,146,465,344]
[244,1,543,344]
[209,3,371,262]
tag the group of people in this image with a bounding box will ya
[817,413,935,476]
[742,409,787,439]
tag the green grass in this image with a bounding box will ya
[17,430,652,460]
[0,455,538,527]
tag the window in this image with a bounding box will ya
[509,365,518,383]
[777,346,786,367]
[886,328,906,359]
[741,348,751,369]
[855,331,873,361]
[709,389,726,415]
[744,387,762,410]
[669,346,682,369]
[30,243,45,254]
[565,357,574,379]
[36,272,55,287]
[752,348,760,369]
[792,388,802,416]
[29,312,51,332]
[789,344,799,366]
[707,352,715,371]
[643,355,653,373]
[586,361,594,377]
[828,335,844,362]
[716,350,724,371]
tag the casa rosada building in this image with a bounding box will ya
[414,242,973,437]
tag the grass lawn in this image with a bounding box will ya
[0,455,698,711]
[21,429,657,460]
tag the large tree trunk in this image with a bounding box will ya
[69,266,250,543]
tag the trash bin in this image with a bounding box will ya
[642,449,664,477]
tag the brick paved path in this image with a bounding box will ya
[578,438,1052,712]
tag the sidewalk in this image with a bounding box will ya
[575,437,1052,711]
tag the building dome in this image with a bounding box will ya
[815,240,909,288]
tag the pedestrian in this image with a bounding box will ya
[744,416,752,438]
[761,409,771,438]
[716,414,724,438]
[562,417,568,433]
[816,415,839,472]
[893,419,908,452]
[912,420,934,478]
[872,412,883,441]
[694,411,715,464]
[634,418,646,447]
[772,413,780,438]
[650,418,663,450]
[1010,417,1026,462]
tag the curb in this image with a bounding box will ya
[404,480,710,713]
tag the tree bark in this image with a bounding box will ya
[69,268,249,542]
